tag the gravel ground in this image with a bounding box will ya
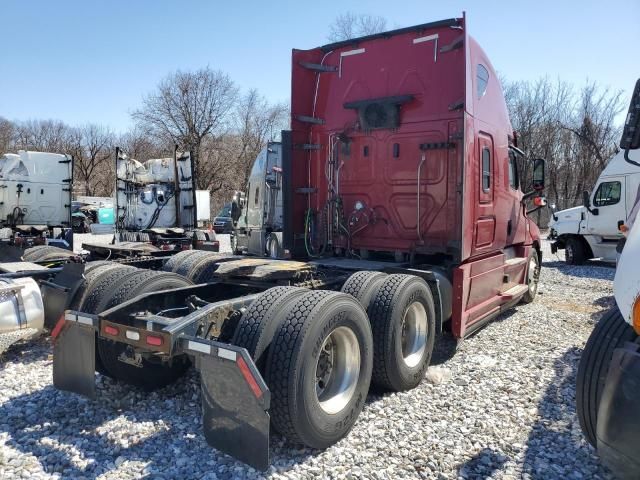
[0,240,616,479]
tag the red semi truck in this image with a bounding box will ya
[49,15,545,470]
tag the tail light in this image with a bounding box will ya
[104,325,119,336]
[146,335,163,346]
[632,297,640,335]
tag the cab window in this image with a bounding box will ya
[593,181,621,207]
[477,64,489,99]
[481,147,491,192]
[508,151,519,189]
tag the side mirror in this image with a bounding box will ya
[532,158,545,191]
[582,190,591,208]
[230,201,241,222]
[620,79,640,151]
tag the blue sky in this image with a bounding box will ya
[1,0,638,133]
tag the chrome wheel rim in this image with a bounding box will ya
[528,256,540,294]
[315,326,360,415]
[401,301,428,368]
[269,239,278,258]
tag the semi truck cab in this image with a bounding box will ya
[550,149,640,264]
[231,142,284,257]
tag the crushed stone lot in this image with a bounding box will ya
[0,240,616,479]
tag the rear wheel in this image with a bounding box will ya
[232,286,307,372]
[565,237,586,265]
[576,307,637,447]
[267,234,281,259]
[368,274,435,391]
[96,271,194,390]
[267,290,373,448]
[341,271,387,310]
[162,250,201,273]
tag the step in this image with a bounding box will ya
[500,284,529,299]
[504,257,528,267]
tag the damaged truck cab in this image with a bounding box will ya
[51,15,546,470]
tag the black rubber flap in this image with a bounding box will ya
[53,322,96,399]
[200,352,270,470]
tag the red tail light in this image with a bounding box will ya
[104,325,119,336]
[146,335,163,346]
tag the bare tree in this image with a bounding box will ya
[504,77,625,226]
[328,12,387,42]
[118,126,165,161]
[233,89,289,186]
[0,117,13,153]
[13,119,70,152]
[131,67,238,190]
[69,124,115,196]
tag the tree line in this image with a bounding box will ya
[0,68,288,213]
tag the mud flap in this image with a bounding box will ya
[199,346,270,471]
[53,320,96,399]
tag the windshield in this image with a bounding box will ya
[217,203,232,217]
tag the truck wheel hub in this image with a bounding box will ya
[314,326,360,414]
[401,301,428,368]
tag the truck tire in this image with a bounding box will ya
[565,237,586,265]
[341,271,388,310]
[576,307,637,447]
[185,254,220,282]
[68,262,122,310]
[162,250,201,273]
[174,251,211,277]
[266,233,281,259]
[232,286,307,372]
[368,274,435,391]
[80,265,139,314]
[521,249,541,304]
[23,246,68,262]
[266,290,373,448]
[96,271,193,390]
[38,249,74,262]
[22,246,51,261]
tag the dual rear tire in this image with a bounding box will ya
[231,271,435,449]
[74,264,193,390]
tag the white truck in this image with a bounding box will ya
[549,149,640,264]
[0,150,73,250]
[576,79,640,479]
[82,148,218,258]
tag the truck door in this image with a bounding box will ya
[505,148,525,245]
[472,132,496,254]
[587,176,626,238]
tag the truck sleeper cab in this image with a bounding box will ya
[232,142,284,258]
[52,15,545,470]
[81,148,219,259]
[0,150,73,250]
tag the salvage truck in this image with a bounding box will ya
[50,15,546,470]
[81,148,218,259]
[0,150,73,251]
[577,79,640,479]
